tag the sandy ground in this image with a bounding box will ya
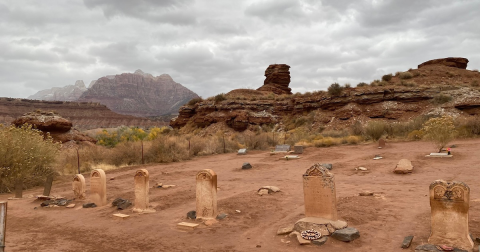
[3,139,480,252]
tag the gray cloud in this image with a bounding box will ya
[0,0,479,100]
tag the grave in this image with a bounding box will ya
[238,149,247,155]
[72,174,86,200]
[303,163,337,220]
[90,169,107,206]
[427,153,453,158]
[275,144,291,152]
[294,145,303,154]
[196,169,217,219]
[378,139,386,148]
[393,159,413,174]
[133,169,153,212]
[427,180,473,250]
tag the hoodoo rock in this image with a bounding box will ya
[257,64,292,94]
[418,57,469,69]
[12,111,96,144]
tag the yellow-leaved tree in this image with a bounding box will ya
[422,115,457,152]
[0,124,60,198]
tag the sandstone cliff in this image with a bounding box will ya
[0,98,161,130]
[257,64,292,94]
[172,59,480,132]
[28,80,88,101]
[78,70,199,117]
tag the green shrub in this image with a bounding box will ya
[382,74,392,81]
[364,121,387,141]
[214,93,227,103]
[187,97,203,106]
[356,82,368,87]
[422,115,457,152]
[398,72,413,79]
[328,83,344,96]
[432,94,453,104]
[344,83,351,88]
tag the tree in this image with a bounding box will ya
[422,115,457,152]
[0,124,60,198]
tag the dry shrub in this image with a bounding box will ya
[407,130,424,140]
[109,142,143,166]
[398,72,413,79]
[364,121,387,140]
[145,136,190,163]
[471,80,479,87]
[328,83,344,96]
[346,135,361,144]
[432,94,453,104]
[313,137,340,147]
[356,82,368,87]
[382,74,392,81]
[350,121,364,136]
[322,129,349,138]
[422,116,457,152]
[188,97,203,106]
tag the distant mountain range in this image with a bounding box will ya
[28,70,199,117]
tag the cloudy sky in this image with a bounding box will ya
[1,0,480,98]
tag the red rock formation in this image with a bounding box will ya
[78,70,199,117]
[257,64,292,94]
[12,111,97,144]
[418,57,469,69]
[0,98,162,130]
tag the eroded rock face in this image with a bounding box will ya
[12,111,96,144]
[257,64,292,94]
[78,70,199,117]
[28,80,88,101]
[418,57,469,69]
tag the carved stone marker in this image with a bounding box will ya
[378,139,386,148]
[294,145,304,154]
[90,169,107,206]
[196,169,217,219]
[238,149,247,155]
[72,174,86,200]
[134,169,150,212]
[303,163,337,220]
[428,180,473,250]
[275,144,291,152]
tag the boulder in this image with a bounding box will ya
[331,227,360,242]
[394,159,413,174]
[242,162,252,170]
[418,57,469,69]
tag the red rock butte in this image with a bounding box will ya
[257,64,292,94]
[418,57,469,69]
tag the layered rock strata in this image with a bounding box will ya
[418,57,469,69]
[257,64,292,94]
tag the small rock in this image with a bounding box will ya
[331,227,360,242]
[110,177,115,180]
[155,182,163,188]
[259,186,281,192]
[238,149,247,155]
[83,203,97,208]
[256,245,261,248]
[40,201,50,207]
[112,198,131,210]
[312,236,328,246]
[187,210,196,220]
[204,219,218,226]
[216,213,228,220]
[162,185,176,189]
[235,210,241,213]
[242,162,252,170]
[414,244,468,252]
[258,189,269,196]
[66,204,76,208]
[358,167,367,171]
[401,235,414,249]
[57,199,68,206]
[291,231,311,245]
[277,225,294,235]
[321,164,333,170]
[359,191,374,196]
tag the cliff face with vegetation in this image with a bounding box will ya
[171,59,480,132]
[0,98,161,130]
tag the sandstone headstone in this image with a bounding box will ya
[133,169,150,212]
[72,174,86,200]
[303,164,337,220]
[393,159,414,174]
[378,139,386,148]
[196,169,217,219]
[90,169,107,206]
[294,145,304,154]
[428,180,473,250]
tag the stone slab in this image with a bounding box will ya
[293,145,304,154]
[177,222,199,229]
[113,213,130,219]
[281,155,300,160]
[294,217,347,232]
[394,159,413,174]
[275,145,291,152]
[414,244,468,252]
[238,149,247,155]
[312,236,328,246]
[401,235,414,249]
[277,225,294,235]
[426,154,453,158]
[331,227,360,242]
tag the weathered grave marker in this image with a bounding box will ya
[196,169,217,219]
[43,175,54,196]
[275,144,291,152]
[428,180,473,250]
[303,164,337,220]
[393,159,413,174]
[378,139,386,148]
[72,174,86,200]
[238,149,247,155]
[294,145,304,154]
[90,169,107,206]
[133,169,150,212]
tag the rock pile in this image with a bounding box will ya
[257,64,292,94]
[418,57,469,69]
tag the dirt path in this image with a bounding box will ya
[3,139,480,252]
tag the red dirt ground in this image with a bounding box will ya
[3,139,480,252]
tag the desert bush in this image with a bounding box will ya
[398,72,413,79]
[345,135,361,144]
[344,83,351,88]
[356,82,368,87]
[432,94,453,104]
[456,117,480,138]
[322,129,349,138]
[145,136,190,163]
[313,137,340,147]
[399,80,416,87]
[0,124,60,196]
[328,83,344,96]
[377,81,389,86]
[214,93,227,103]
[350,121,364,136]
[471,80,479,87]
[382,74,393,81]
[188,97,203,106]
[422,115,457,152]
[407,130,424,140]
[364,121,387,140]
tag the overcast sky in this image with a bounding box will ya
[1,0,480,98]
